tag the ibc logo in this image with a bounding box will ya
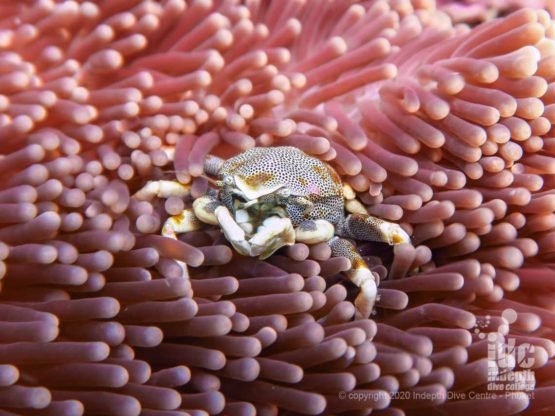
[487,333,535,373]
[481,309,536,392]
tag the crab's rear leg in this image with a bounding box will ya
[336,213,411,245]
[328,236,378,319]
[293,219,377,318]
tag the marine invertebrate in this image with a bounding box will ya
[135,145,410,317]
[0,1,553,415]
[439,0,555,24]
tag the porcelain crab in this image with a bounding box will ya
[134,146,410,318]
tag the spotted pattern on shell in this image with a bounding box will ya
[218,146,345,226]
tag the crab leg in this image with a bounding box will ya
[161,211,200,276]
[157,209,202,279]
[160,195,221,249]
[159,193,227,277]
[133,180,191,278]
[328,236,378,319]
[192,195,220,225]
[341,184,367,215]
[133,180,191,201]
[337,213,410,245]
[133,180,195,278]
[295,220,335,244]
[162,210,203,239]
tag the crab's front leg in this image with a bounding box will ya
[337,213,411,245]
[328,236,379,319]
[293,219,377,318]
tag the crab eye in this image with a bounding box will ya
[223,176,234,186]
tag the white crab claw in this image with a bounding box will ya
[234,209,250,224]
[249,216,295,260]
[295,220,334,244]
[215,206,252,256]
[380,222,411,245]
[192,196,218,225]
[234,209,254,234]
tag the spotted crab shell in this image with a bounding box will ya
[220,146,344,201]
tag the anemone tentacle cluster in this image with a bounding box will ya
[0,1,554,415]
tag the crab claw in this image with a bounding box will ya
[215,205,252,256]
[250,216,295,260]
[379,222,411,245]
[192,195,219,225]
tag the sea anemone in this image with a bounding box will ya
[438,0,555,24]
[0,1,554,415]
